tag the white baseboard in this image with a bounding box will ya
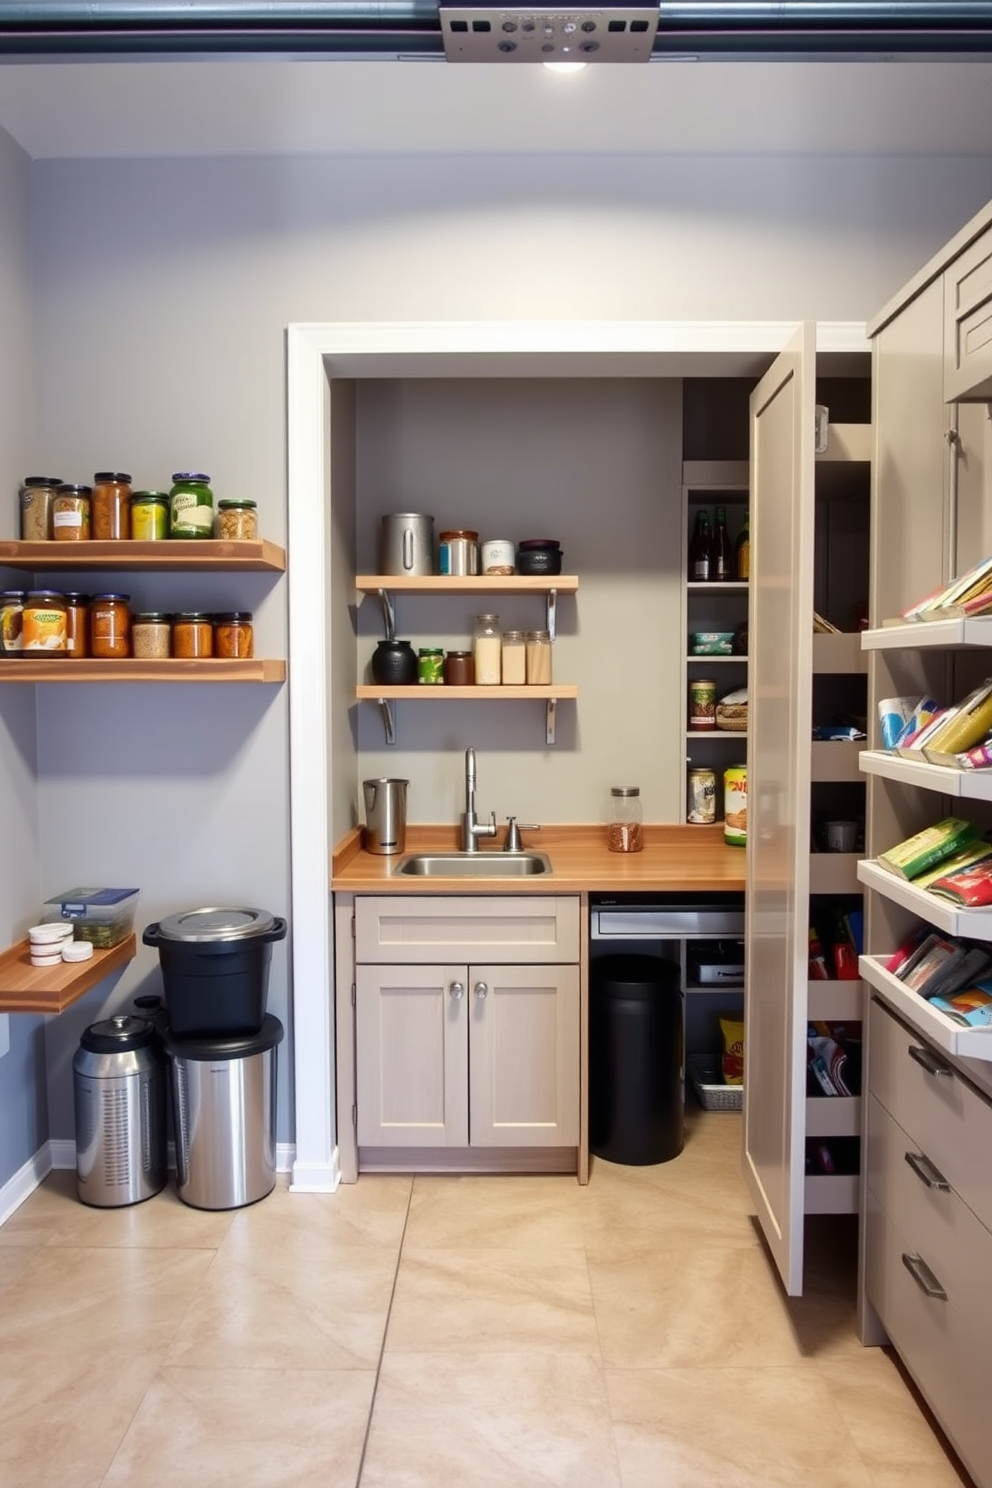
[0,1143,54,1226]
[48,1139,77,1171]
[290,1147,341,1193]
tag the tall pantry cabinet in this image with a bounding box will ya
[857,199,992,1488]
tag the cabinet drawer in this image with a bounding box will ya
[944,227,992,401]
[869,997,992,1234]
[354,895,581,964]
[866,1094,992,1336]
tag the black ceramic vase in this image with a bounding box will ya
[371,638,418,685]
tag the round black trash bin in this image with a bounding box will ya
[589,953,684,1165]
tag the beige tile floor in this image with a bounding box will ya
[0,1108,976,1488]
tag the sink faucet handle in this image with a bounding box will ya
[504,816,541,852]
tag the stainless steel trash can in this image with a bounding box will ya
[165,1014,283,1210]
[73,1013,167,1207]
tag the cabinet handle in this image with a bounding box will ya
[907,1043,953,1079]
[901,1251,947,1301]
[474,981,489,999]
[904,1150,950,1192]
[450,982,465,1001]
[945,423,961,581]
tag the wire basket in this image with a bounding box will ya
[688,1055,743,1112]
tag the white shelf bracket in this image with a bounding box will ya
[546,587,558,641]
[377,697,396,745]
[546,697,557,746]
[376,588,396,641]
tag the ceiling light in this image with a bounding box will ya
[439,3,659,64]
[544,59,588,72]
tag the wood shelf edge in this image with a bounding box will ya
[0,658,286,683]
[354,574,578,594]
[0,539,285,572]
[355,683,577,700]
[0,934,137,1014]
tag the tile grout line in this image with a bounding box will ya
[353,1178,416,1488]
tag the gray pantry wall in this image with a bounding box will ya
[8,142,992,1165]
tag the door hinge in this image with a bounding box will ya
[351,1102,357,1128]
[351,982,356,1007]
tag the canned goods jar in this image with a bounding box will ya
[687,767,716,825]
[473,614,502,686]
[131,613,171,659]
[89,594,131,659]
[63,593,90,659]
[23,591,67,653]
[0,591,25,654]
[438,529,478,577]
[169,473,214,539]
[525,629,553,685]
[52,484,91,542]
[724,765,747,847]
[92,472,132,540]
[444,650,474,686]
[172,613,213,659]
[689,678,717,730]
[19,476,62,540]
[480,538,515,575]
[214,612,254,659]
[130,491,170,541]
[501,630,526,685]
[417,647,445,684]
[215,499,258,541]
[608,786,643,853]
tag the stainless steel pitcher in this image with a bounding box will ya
[363,777,409,855]
[380,513,435,576]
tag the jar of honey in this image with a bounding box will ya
[214,612,253,659]
[92,471,132,540]
[89,593,131,658]
[63,593,90,659]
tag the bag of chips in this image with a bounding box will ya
[720,1015,745,1085]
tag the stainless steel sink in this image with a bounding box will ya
[395,851,552,878]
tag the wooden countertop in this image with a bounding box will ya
[331,824,746,894]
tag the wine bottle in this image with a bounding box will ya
[735,511,750,580]
[689,510,712,581]
[712,506,732,581]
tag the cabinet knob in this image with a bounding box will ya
[474,981,489,999]
[450,982,465,1001]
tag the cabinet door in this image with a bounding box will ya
[355,963,469,1148]
[744,323,816,1296]
[944,224,992,403]
[468,963,580,1148]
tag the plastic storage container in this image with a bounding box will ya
[589,953,684,1165]
[42,886,139,948]
[142,905,287,1037]
[73,1013,167,1207]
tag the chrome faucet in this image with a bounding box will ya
[461,747,497,853]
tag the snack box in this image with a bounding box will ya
[41,887,139,948]
[691,632,734,656]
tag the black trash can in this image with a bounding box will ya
[589,953,684,1165]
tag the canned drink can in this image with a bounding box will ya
[687,767,716,825]
[724,765,747,846]
[689,678,717,730]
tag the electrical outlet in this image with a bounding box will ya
[0,1015,9,1059]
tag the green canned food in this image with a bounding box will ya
[169,472,214,539]
[417,647,445,684]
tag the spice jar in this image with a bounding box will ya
[19,477,62,540]
[608,786,643,853]
[63,593,90,659]
[525,629,553,685]
[130,491,170,541]
[0,591,25,655]
[172,612,213,658]
[89,593,131,659]
[417,647,445,684]
[501,630,526,685]
[131,612,171,659]
[438,529,479,576]
[92,471,132,540]
[473,613,502,685]
[214,612,254,659]
[169,472,214,539]
[22,591,67,653]
[52,484,91,542]
[444,650,474,686]
[215,499,258,541]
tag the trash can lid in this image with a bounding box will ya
[81,1013,155,1053]
[164,1012,284,1061]
[153,906,277,943]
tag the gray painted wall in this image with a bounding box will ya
[7,144,992,1154]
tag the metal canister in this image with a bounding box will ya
[687,767,716,824]
[724,765,747,846]
[438,529,479,576]
[689,678,717,730]
[73,1014,167,1207]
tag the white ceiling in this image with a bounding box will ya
[0,56,991,159]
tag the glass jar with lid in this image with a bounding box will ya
[89,593,131,659]
[92,471,132,540]
[19,476,62,540]
[215,499,258,541]
[130,490,170,542]
[214,612,254,659]
[608,786,643,853]
[500,630,526,685]
[0,591,26,654]
[473,613,501,686]
[63,593,90,659]
[169,472,214,539]
[172,612,213,658]
[52,484,91,542]
[131,612,172,659]
[417,647,445,685]
[22,591,68,654]
[525,629,553,685]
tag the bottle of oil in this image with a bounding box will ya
[712,506,732,581]
[735,511,750,580]
[689,510,712,581]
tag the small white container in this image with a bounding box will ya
[62,940,95,963]
[480,538,515,575]
[30,949,63,967]
[29,922,74,945]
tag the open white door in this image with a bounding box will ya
[743,324,816,1296]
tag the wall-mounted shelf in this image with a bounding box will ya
[355,683,577,746]
[860,748,992,800]
[858,857,992,937]
[685,655,748,665]
[0,659,286,683]
[0,539,286,572]
[860,953,992,1062]
[686,581,749,593]
[862,617,992,651]
[685,730,748,740]
[0,934,137,1014]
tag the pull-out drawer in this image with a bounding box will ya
[944,224,992,401]
[354,895,581,964]
[869,997,992,1234]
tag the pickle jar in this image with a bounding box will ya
[63,593,90,659]
[19,476,62,541]
[22,591,68,654]
[0,590,25,655]
[52,484,91,542]
[214,611,254,659]
[131,612,172,659]
[92,471,132,540]
[608,785,644,854]
[215,499,258,541]
[169,472,214,539]
[172,612,214,658]
[89,593,131,659]
[130,490,170,542]
[417,647,445,685]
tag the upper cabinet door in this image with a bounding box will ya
[744,324,817,1297]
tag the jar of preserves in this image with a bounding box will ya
[131,612,171,659]
[417,647,445,684]
[19,476,62,540]
[443,650,474,686]
[608,785,643,853]
[172,612,213,659]
[130,491,170,542]
[215,499,258,541]
[92,471,132,540]
[0,590,25,655]
[214,612,254,659]
[169,472,214,539]
[63,593,90,659]
[52,484,91,542]
[525,629,553,685]
[22,591,67,653]
[473,613,501,686]
[501,630,526,685]
[89,593,131,659]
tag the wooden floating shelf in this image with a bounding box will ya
[0,934,137,1014]
[0,658,286,683]
[0,539,285,573]
[355,574,578,595]
[356,684,576,701]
